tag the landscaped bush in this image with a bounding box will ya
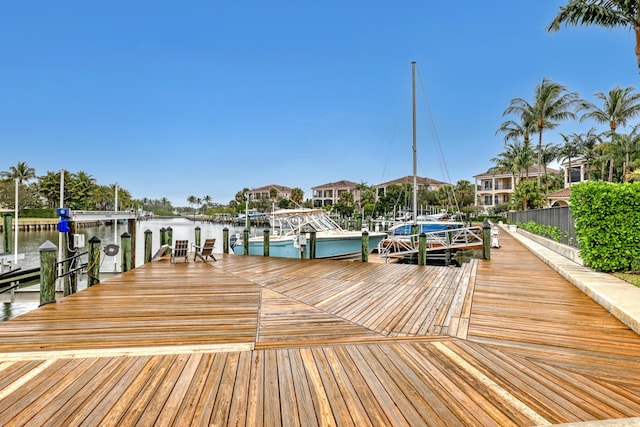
[21,208,56,218]
[517,220,563,242]
[570,181,640,272]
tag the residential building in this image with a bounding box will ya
[547,187,571,207]
[473,165,559,213]
[374,176,449,198]
[245,184,292,203]
[312,180,359,208]
[561,157,588,188]
[546,157,588,207]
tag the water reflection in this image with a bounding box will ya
[2,302,39,322]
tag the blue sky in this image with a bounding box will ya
[1,1,637,205]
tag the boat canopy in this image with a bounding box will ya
[270,209,343,235]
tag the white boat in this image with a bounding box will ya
[232,208,387,259]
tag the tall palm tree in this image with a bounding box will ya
[612,124,640,181]
[548,1,640,72]
[503,78,579,185]
[290,188,304,205]
[557,133,584,187]
[496,117,535,146]
[579,86,640,181]
[1,161,36,185]
[490,140,535,184]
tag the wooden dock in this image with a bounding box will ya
[0,233,639,425]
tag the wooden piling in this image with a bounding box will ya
[195,226,201,249]
[159,228,166,246]
[309,231,316,259]
[144,229,152,264]
[166,227,173,248]
[418,232,427,265]
[243,229,249,255]
[2,213,11,254]
[223,228,229,254]
[39,240,57,306]
[411,224,419,247]
[361,230,369,262]
[482,219,491,260]
[65,221,77,296]
[121,232,132,272]
[263,229,270,257]
[88,237,100,287]
[128,218,137,267]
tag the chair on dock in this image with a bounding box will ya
[194,239,217,262]
[170,240,189,263]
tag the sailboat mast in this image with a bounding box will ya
[411,61,417,224]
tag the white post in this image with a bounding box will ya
[114,182,118,272]
[14,178,18,264]
[57,170,64,291]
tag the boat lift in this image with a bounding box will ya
[377,226,484,262]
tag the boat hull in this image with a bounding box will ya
[233,232,386,259]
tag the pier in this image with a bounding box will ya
[0,232,639,425]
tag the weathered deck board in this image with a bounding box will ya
[0,232,639,425]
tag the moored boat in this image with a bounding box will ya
[232,208,387,259]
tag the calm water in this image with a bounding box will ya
[1,217,262,321]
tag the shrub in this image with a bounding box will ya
[517,221,563,242]
[21,208,56,218]
[570,181,640,272]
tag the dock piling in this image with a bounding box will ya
[418,232,427,265]
[263,230,270,257]
[482,219,491,260]
[3,213,12,254]
[88,237,100,286]
[39,240,57,306]
[144,230,152,264]
[309,231,316,259]
[361,230,369,262]
[121,232,132,272]
[195,226,201,248]
[223,228,229,254]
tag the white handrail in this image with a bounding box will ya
[377,226,484,260]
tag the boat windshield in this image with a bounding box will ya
[272,210,342,235]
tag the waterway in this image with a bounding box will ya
[1,217,262,321]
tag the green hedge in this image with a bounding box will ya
[21,208,56,218]
[517,221,563,242]
[570,181,640,272]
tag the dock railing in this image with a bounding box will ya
[377,226,484,261]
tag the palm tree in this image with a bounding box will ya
[574,128,604,180]
[1,161,36,185]
[612,124,640,181]
[579,86,640,181]
[557,133,584,187]
[512,180,545,211]
[496,114,536,147]
[548,1,640,72]
[69,171,97,209]
[453,180,475,208]
[290,188,304,206]
[503,78,579,185]
[491,140,536,184]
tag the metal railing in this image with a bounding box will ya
[507,206,577,248]
[377,226,484,260]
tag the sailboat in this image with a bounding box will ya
[388,62,464,238]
